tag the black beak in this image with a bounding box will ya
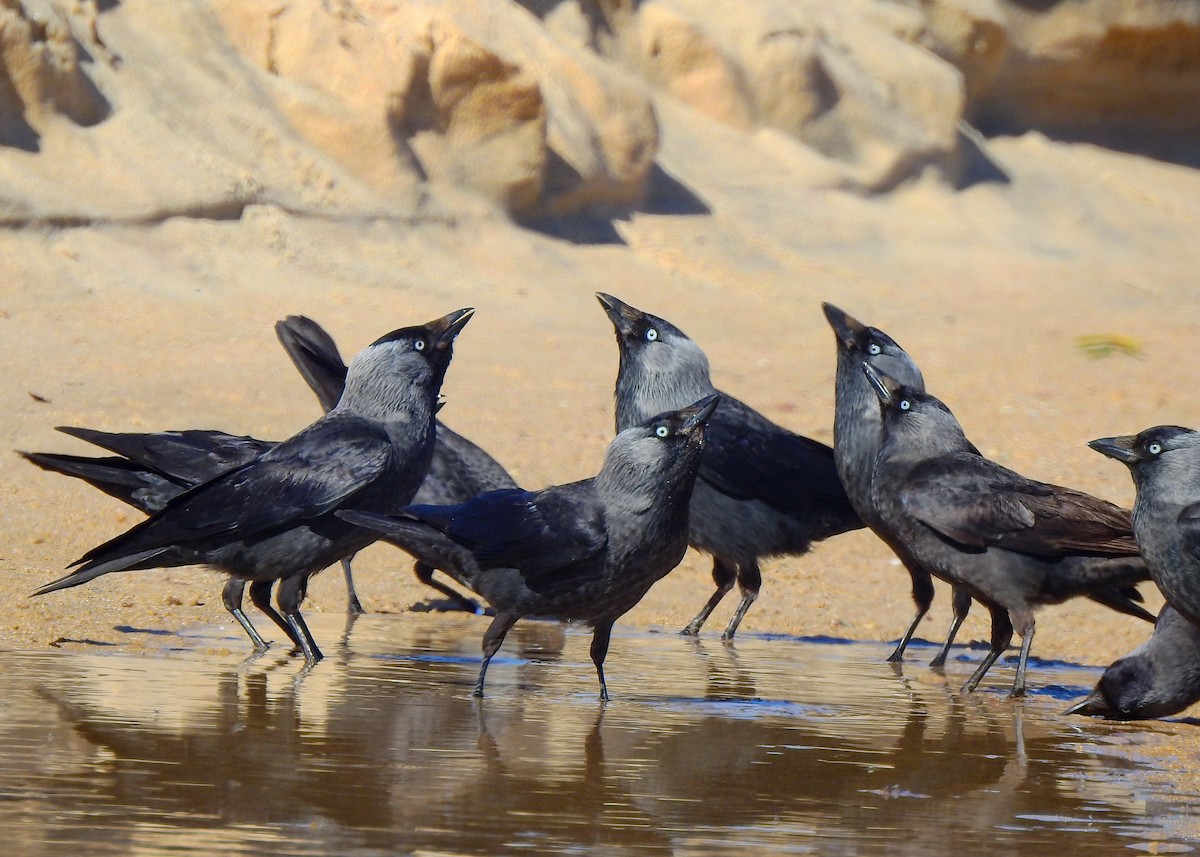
[427,307,475,351]
[1088,435,1140,465]
[679,394,720,435]
[1064,689,1112,718]
[862,363,901,408]
[822,302,867,352]
[596,292,641,338]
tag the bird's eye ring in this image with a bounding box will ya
[646,328,659,342]
[414,339,426,351]
[899,399,911,411]
[1149,442,1163,455]
[655,425,670,438]
[868,342,882,356]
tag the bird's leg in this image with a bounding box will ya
[888,565,934,662]
[475,612,519,698]
[722,560,761,641]
[590,621,615,702]
[414,561,485,615]
[275,575,323,665]
[341,556,365,616]
[930,586,974,668]
[962,604,1013,693]
[682,557,737,636]
[247,579,304,649]
[221,578,270,653]
[1008,613,1036,699]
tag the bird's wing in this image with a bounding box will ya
[275,315,349,412]
[698,396,847,511]
[403,484,607,581]
[71,419,392,568]
[901,455,1136,555]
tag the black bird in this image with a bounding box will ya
[276,314,518,615]
[20,433,303,653]
[339,395,719,699]
[823,303,975,666]
[864,365,1152,696]
[1090,427,1200,629]
[30,308,473,664]
[597,293,862,640]
[1067,605,1200,720]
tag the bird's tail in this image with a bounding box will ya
[1086,587,1156,624]
[19,450,178,513]
[1044,554,1154,622]
[31,548,169,597]
[275,315,348,413]
[337,510,475,588]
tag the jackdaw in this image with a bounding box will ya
[30,308,473,664]
[823,302,975,666]
[864,366,1152,696]
[1067,605,1200,720]
[339,394,719,699]
[597,293,862,640]
[276,314,518,615]
[1089,427,1200,629]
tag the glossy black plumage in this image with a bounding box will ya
[865,366,1151,696]
[340,395,718,699]
[29,308,473,663]
[276,314,518,614]
[597,293,862,640]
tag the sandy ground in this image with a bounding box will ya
[3,121,1200,779]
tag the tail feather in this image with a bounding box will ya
[1086,587,1157,624]
[276,315,348,412]
[32,548,170,596]
[20,450,182,513]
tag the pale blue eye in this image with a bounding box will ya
[414,339,426,351]
[868,342,882,356]
[1149,442,1162,455]
[899,400,911,411]
[655,425,669,438]
[646,328,659,342]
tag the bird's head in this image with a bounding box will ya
[600,394,718,497]
[862,363,967,454]
[341,308,474,415]
[1089,427,1200,477]
[1066,652,1161,720]
[822,302,924,390]
[595,292,711,391]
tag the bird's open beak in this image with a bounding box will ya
[822,302,867,352]
[862,363,901,408]
[679,394,720,435]
[596,292,641,338]
[1064,689,1112,717]
[427,307,475,350]
[1088,435,1140,464]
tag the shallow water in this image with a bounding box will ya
[3,613,1197,855]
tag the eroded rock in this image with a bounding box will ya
[0,0,108,151]
[214,0,659,218]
